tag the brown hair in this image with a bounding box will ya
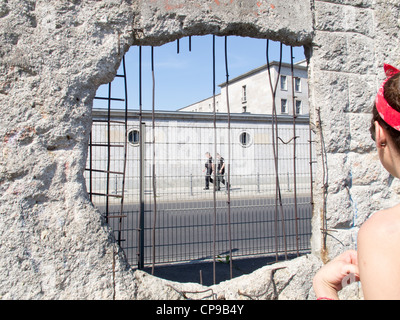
[370,72,400,151]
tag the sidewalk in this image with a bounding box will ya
[119,181,312,204]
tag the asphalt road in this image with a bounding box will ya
[98,195,312,285]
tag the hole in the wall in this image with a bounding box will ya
[86,35,315,286]
[239,131,252,148]
[127,128,140,146]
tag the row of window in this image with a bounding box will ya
[191,99,302,114]
[241,99,302,114]
[280,75,302,92]
[281,99,302,114]
[127,128,252,148]
[240,76,302,114]
[192,101,302,114]
[190,75,303,113]
[241,76,302,102]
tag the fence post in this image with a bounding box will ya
[138,122,146,269]
[190,173,193,196]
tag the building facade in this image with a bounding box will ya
[87,109,313,202]
[179,60,309,115]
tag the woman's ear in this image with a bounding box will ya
[375,121,387,149]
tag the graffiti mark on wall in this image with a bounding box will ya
[214,0,235,5]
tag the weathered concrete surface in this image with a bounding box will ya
[134,254,322,300]
[309,0,400,265]
[135,0,313,46]
[0,0,399,299]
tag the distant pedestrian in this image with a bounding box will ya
[203,152,214,190]
[216,153,225,191]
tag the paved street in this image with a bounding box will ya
[98,194,312,274]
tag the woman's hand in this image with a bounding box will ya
[313,250,360,300]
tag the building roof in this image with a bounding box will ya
[177,93,222,111]
[218,60,308,88]
[92,108,309,124]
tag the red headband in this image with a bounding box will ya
[375,64,400,131]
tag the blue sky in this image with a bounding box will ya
[94,35,306,112]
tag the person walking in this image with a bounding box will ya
[203,152,214,190]
[216,153,225,191]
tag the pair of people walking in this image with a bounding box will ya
[203,152,227,191]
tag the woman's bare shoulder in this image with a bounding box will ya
[359,204,400,242]
[358,204,400,299]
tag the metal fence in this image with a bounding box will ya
[85,38,316,284]
[86,112,315,266]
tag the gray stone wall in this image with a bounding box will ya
[0,0,399,299]
[310,0,400,261]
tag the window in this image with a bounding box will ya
[295,100,302,114]
[239,131,251,148]
[281,99,288,114]
[128,129,140,146]
[295,77,301,92]
[242,85,247,103]
[280,75,287,91]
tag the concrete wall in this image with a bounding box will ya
[0,0,399,299]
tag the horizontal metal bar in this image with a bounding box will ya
[85,168,124,175]
[89,192,123,198]
[94,97,125,102]
[88,143,124,148]
[107,215,127,219]
[92,119,126,124]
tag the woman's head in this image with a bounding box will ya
[370,72,400,153]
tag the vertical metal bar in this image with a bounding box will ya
[189,36,192,52]
[276,45,288,260]
[266,40,287,261]
[138,46,145,270]
[266,40,278,261]
[89,130,93,202]
[139,121,146,267]
[309,123,314,208]
[190,174,193,196]
[317,108,328,251]
[112,246,116,300]
[290,47,299,257]
[151,46,157,275]
[106,81,112,224]
[117,56,128,247]
[224,35,233,280]
[212,34,217,285]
